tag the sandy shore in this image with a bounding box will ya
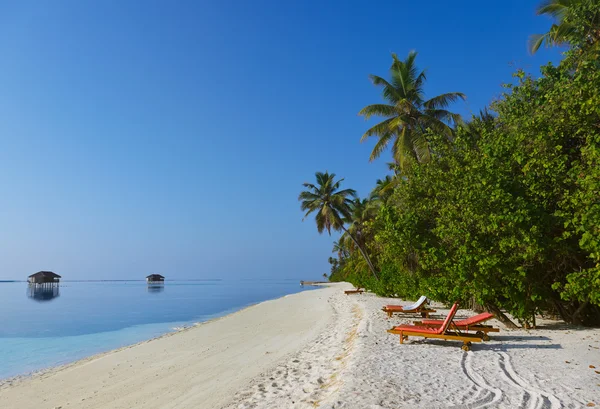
[1,283,599,408]
[0,285,342,409]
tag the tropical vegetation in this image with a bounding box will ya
[300,0,600,327]
[529,0,600,54]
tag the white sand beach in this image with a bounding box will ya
[1,283,599,409]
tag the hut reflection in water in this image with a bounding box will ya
[27,284,60,302]
[147,284,165,293]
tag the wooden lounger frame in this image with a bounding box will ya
[412,312,500,341]
[388,328,483,351]
[383,307,436,318]
[414,322,499,340]
[387,303,482,351]
[344,289,364,295]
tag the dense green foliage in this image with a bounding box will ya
[306,2,600,326]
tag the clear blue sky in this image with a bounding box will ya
[0,0,562,280]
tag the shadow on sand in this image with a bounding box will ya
[407,334,561,351]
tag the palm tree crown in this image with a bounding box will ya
[529,0,600,53]
[369,175,395,204]
[345,198,375,247]
[299,172,379,279]
[299,171,356,235]
[358,51,465,169]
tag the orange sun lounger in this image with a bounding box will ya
[413,312,499,341]
[387,303,482,351]
[382,295,436,318]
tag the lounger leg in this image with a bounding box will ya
[387,311,392,318]
[475,330,491,341]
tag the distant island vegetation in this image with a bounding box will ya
[300,0,600,327]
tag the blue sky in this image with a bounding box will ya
[0,0,562,280]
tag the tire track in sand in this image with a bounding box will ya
[459,351,503,408]
[496,352,561,409]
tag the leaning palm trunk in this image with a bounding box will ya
[341,226,379,280]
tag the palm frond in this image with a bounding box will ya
[360,117,396,142]
[369,75,400,103]
[427,109,464,128]
[392,127,415,170]
[411,131,431,163]
[424,92,466,110]
[420,113,455,138]
[369,131,394,161]
[536,0,573,19]
[358,104,397,119]
[335,188,357,198]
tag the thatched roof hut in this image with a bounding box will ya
[146,274,165,283]
[28,271,61,285]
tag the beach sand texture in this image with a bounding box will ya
[0,285,339,409]
[1,282,599,408]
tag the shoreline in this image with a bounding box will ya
[0,283,326,387]
[0,283,345,409]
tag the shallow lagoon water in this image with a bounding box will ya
[0,279,316,379]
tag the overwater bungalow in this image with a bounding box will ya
[28,271,61,285]
[146,274,165,283]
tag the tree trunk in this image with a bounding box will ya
[485,303,519,329]
[571,301,589,325]
[341,226,379,280]
[471,297,485,313]
[553,300,571,323]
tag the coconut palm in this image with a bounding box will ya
[299,171,378,279]
[387,161,401,176]
[345,198,376,248]
[332,239,349,260]
[369,175,395,204]
[358,51,465,169]
[529,0,600,53]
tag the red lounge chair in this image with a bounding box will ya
[387,303,482,351]
[413,312,499,341]
[382,295,436,318]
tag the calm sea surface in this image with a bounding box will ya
[0,279,318,379]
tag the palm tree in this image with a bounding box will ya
[529,0,600,53]
[332,239,349,260]
[369,175,395,204]
[387,161,401,176]
[345,198,376,248]
[358,51,465,169]
[299,171,379,279]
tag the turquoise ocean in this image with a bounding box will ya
[0,279,317,379]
